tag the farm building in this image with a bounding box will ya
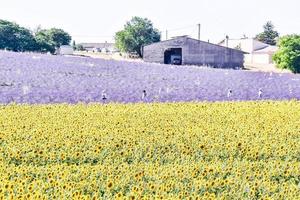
[219,37,278,65]
[143,36,246,68]
[57,45,74,55]
[79,42,118,53]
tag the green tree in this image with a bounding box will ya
[115,17,161,57]
[34,30,56,53]
[255,21,279,45]
[34,28,72,53]
[47,28,71,48]
[273,35,300,73]
[0,19,36,52]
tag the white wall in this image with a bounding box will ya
[220,39,254,53]
[245,53,275,64]
[59,46,74,55]
[239,39,254,53]
[221,39,277,65]
[221,38,269,53]
[252,54,272,64]
[244,54,253,63]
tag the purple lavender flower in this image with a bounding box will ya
[0,50,299,104]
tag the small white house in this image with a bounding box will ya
[57,45,74,55]
[250,45,279,64]
[219,38,278,65]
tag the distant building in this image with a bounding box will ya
[79,42,118,53]
[219,38,278,65]
[143,36,246,69]
[57,45,74,55]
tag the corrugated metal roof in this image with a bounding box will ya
[144,36,248,54]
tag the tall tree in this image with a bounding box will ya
[255,21,279,45]
[273,34,300,73]
[47,28,72,48]
[115,17,161,57]
[35,28,72,53]
[34,29,56,53]
[0,20,36,52]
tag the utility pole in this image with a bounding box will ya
[166,30,168,40]
[197,24,201,41]
[226,35,229,47]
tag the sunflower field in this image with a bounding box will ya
[0,101,300,199]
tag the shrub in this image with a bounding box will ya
[273,35,300,73]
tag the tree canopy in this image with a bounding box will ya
[34,29,56,53]
[273,35,300,73]
[46,28,72,48]
[0,20,36,52]
[35,28,71,53]
[255,21,279,45]
[0,19,71,53]
[115,17,161,57]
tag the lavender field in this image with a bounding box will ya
[0,50,299,104]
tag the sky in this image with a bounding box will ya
[1,0,299,44]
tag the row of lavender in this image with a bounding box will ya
[0,50,299,104]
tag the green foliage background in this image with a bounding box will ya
[273,35,300,73]
[0,19,71,53]
[115,17,161,57]
[255,21,279,45]
[0,20,36,52]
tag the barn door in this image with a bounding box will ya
[164,48,182,65]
